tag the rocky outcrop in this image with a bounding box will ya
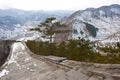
[95,32,120,47]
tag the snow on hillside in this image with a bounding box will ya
[65,4,120,44]
[0,9,74,41]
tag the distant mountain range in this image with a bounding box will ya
[0,9,74,40]
[0,4,120,46]
[0,9,74,27]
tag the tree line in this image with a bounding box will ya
[26,39,120,64]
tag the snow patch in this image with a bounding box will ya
[12,43,25,52]
[24,57,31,62]
[34,63,37,67]
[0,69,9,78]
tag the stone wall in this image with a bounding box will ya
[0,40,15,67]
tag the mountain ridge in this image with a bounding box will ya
[63,4,120,45]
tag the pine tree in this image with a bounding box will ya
[30,17,70,43]
[30,17,70,55]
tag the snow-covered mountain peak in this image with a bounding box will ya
[64,4,120,44]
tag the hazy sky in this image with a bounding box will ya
[0,0,120,10]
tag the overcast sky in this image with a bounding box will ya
[0,0,120,10]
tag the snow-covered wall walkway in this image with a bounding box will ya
[0,42,120,80]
